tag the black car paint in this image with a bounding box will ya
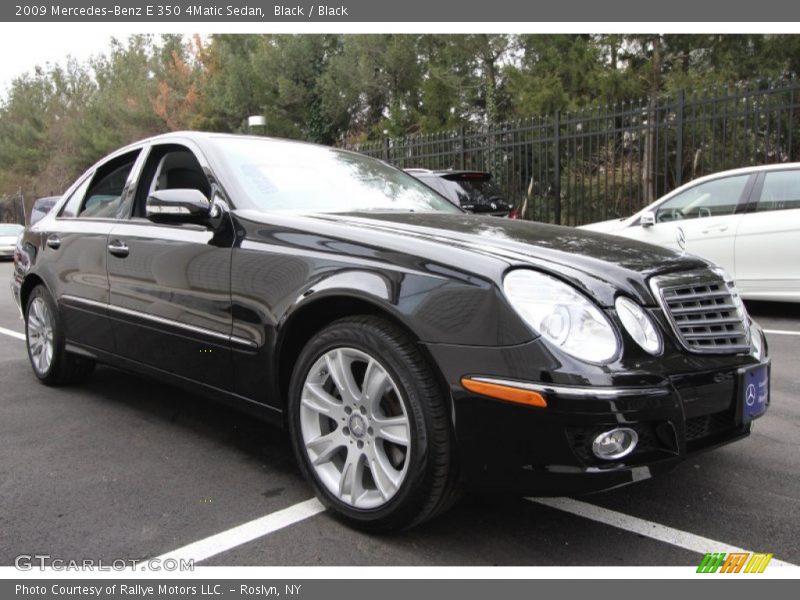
[11,132,768,496]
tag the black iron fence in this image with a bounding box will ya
[0,192,25,225]
[347,79,800,226]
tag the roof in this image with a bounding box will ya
[673,162,800,186]
[80,131,368,178]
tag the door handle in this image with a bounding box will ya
[107,239,129,258]
[701,225,728,234]
[46,235,61,250]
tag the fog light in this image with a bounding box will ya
[591,427,638,460]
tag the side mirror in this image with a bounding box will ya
[640,210,656,228]
[146,189,212,224]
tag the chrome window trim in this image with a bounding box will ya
[59,294,256,349]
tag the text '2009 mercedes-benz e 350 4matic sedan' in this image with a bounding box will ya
[11,132,770,531]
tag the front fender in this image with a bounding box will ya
[276,267,532,348]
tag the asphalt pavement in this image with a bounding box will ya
[0,260,797,567]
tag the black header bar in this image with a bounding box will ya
[4,0,800,22]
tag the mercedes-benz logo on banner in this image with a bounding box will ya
[746,383,757,406]
[676,227,687,252]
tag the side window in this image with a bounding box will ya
[58,176,93,219]
[757,170,800,212]
[77,151,140,219]
[655,175,750,223]
[131,144,211,219]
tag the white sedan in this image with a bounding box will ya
[581,163,800,302]
[0,223,24,259]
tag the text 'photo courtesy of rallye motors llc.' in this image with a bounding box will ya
[11,131,770,531]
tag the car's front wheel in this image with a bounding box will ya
[25,285,95,385]
[288,316,459,531]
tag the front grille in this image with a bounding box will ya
[685,411,736,442]
[651,270,750,354]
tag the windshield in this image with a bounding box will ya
[213,138,461,215]
[0,224,23,235]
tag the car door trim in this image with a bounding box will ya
[59,294,256,349]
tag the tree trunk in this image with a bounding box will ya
[642,35,662,205]
[482,44,498,126]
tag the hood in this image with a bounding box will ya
[578,217,631,233]
[325,212,708,304]
[236,210,709,306]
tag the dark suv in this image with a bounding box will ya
[405,169,516,218]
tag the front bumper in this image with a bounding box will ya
[424,330,769,496]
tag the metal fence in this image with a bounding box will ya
[0,192,25,225]
[348,80,800,226]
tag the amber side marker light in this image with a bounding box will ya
[461,377,547,408]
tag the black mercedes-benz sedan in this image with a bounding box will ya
[11,132,770,531]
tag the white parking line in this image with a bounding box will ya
[763,329,800,336]
[0,326,24,341]
[529,497,796,567]
[156,493,797,566]
[154,498,325,564]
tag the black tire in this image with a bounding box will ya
[25,285,95,386]
[288,315,460,531]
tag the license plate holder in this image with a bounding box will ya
[741,365,769,422]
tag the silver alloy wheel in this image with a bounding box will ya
[27,296,55,375]
[300,347,411,509]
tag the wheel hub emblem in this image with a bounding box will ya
[348,414,367,438]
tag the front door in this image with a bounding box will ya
[106,143,234,390]
[619,173,753,274]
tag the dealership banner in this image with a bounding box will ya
[4,0,800,22]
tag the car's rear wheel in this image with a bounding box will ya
[25,285,95,385]
[288,316,459,531]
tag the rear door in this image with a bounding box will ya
[106,142,235,390]
[735,168,800,300]
[44,149,142,353]
[618,173,754,274]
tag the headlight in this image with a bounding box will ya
[615,296,663,355]
[503,270,619,363]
